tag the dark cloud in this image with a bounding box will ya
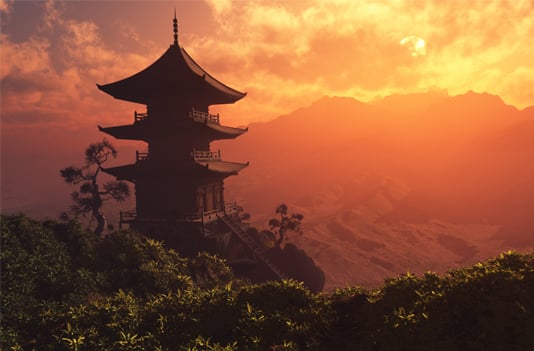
[0,107,70,125]
[1,70,58,93]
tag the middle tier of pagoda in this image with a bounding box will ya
[102,147,249,183]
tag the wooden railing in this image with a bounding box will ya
[225,202,241,215]
[202,209,221,224]
[120,211,136,222]
[136,150,149,162]
[134,110,148,122]
[119,210,221,228]
[191,149,221,161]
[119,210,136,229]
[188,108,220,124]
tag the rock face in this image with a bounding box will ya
[218,92,534,290]
[282,176,503,289]
[265,244,325,293]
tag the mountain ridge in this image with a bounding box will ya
[2,90,532,289]
[218,90,534,289]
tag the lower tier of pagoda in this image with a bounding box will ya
[119,201,242,229]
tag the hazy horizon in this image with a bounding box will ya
[2,1,533,289]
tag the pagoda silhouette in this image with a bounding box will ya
[96,13,287,280]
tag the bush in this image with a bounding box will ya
[2,214,533,350]
[325,251,534,351]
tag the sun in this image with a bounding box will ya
[400,36,427,57]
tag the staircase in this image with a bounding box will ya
[219,215,287,280]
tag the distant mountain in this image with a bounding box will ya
[371,89,449,116]
[3,90,532,290]
[218,92,534,289]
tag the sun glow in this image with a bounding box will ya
[400,35,426,57]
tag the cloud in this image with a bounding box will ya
[1,0,533,131]
[0,1,151,129]
[197,0,534,114]
[0,0,13,14]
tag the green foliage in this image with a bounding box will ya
[2,214,534,351]
[93,231,191,296]
[326,250,534,351]
[234,280,330,350]
[0,215,237,350]
[189,252,234,289]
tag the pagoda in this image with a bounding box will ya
[96,14,255,255]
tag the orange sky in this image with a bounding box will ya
[1,0,533,131]
[1,0,533,215]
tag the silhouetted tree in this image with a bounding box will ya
[60,139,130,236]
[268,203,304,245]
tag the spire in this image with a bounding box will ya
[173,9,178,45]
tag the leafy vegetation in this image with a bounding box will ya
[2,214,533,350]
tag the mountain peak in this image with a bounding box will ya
[371,90,449,116]
[452,90,513,110]
[310,95,367,109]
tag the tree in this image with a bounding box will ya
[268,204,304,246]
[60,139,130,236]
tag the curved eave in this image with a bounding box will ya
[97,44,246,105]
[98,124,148,141]
[205,123,248,139]
[102,164,137,182]
[194,160,249,175]
[181,47,246,102]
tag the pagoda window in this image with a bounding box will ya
[214,185,223,210]
[203,189,209,212]
[197,189,204,213]
[212,185,217,211]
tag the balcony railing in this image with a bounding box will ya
[134,110,148,122]
[120,211,137,223]
[118,210,219,226]
[136,150,149,162]
[119,202,244,230]
[119,210,136,229]
[191,149,221,161]
[189,108,220,124]
[225,202,241,215]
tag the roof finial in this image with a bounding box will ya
[173,9,178,45]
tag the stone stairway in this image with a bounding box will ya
[219,215,287,280]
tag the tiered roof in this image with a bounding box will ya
[103,159,248,183]
[97,41,246,105]
[98,14,248,182]
[97,119,247,141]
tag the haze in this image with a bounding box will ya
[1,1,533,289]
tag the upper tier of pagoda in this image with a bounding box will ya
[97,108,247,142]
[97,20,246,106]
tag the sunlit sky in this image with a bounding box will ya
[1,0,533,130]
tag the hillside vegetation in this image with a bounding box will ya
[2,214,533,350]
